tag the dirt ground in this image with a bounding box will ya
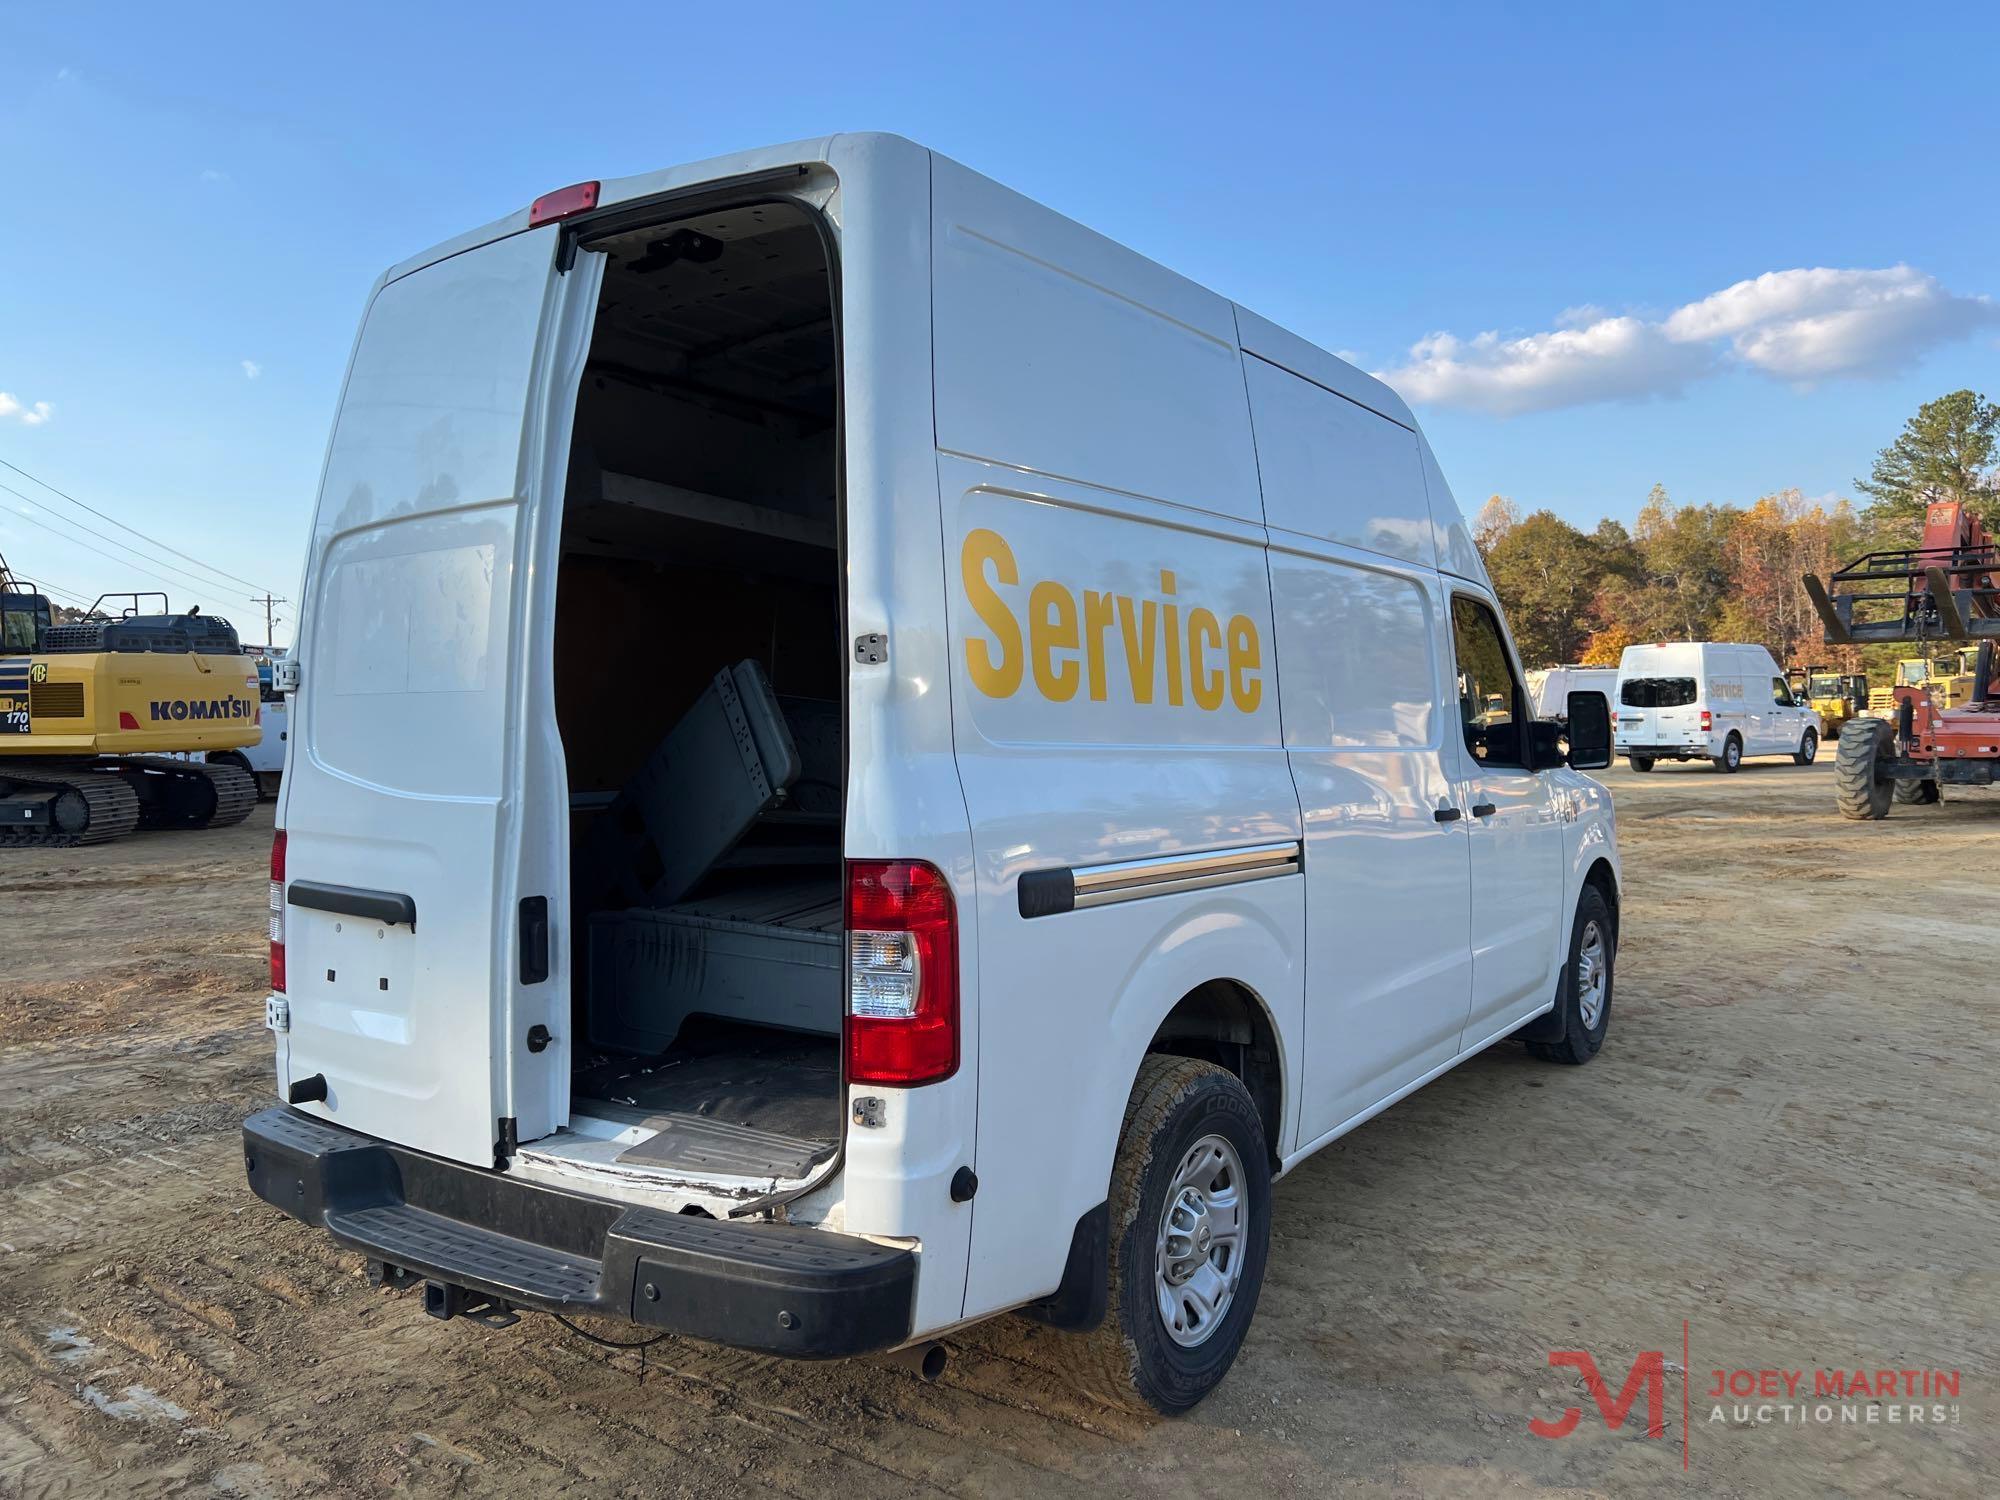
[2,762,1994,1498]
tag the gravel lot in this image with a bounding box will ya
[2,761,1993,1497]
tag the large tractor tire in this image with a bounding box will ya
[1893,777,1941,805]
[1835,717,1894,820]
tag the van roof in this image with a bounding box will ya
[372,132,1419,434]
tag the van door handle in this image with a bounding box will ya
[1471,803,1497,818]
[1433,807,1462,823]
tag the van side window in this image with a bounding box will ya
[1770,676,1794,706]
[1449,596,1526,770]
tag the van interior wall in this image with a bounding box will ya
[548,201,845,1179]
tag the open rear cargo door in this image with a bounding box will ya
[280,225,601,1166]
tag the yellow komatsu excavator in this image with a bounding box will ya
[1,569,260,846]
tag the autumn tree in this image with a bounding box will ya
[1472,495,1521,556]
[1482,511,1605,666]
[1854,389,2000,540]
[1579,622,1637,666]
[1714,490,1855,668]
[1625,488,1738,641]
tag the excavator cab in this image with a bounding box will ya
[1,590,51,653]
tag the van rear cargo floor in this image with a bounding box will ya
[571,1021,839,1182]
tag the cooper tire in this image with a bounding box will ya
[1527,884,1614,1066]
[1061,1056,1272,1417]
[1835,717,1894,820]
[1794,729,1818,766]
[1713,733,1742,773]
[1627,755,1655,773]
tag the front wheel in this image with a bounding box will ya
[1063,1056,1272,1416]
[1713,734,1743,773]
[1835,717,1893,820]
[1794,729,1818,766]
[1527,885,1614,1065]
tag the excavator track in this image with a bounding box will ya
[0,764,143,847]
[117,756,260,831]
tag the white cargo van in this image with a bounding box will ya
[1527,665,1618,721]
[247,135,1622,1415]
[1613,642,1820,772]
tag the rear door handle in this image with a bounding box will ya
[1433,807,1462,823]
[287,880,416,929]
[1471,803,1497,818]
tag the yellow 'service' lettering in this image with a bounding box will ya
[961,530,1263,714]
[1227,614,1263,713]
[1029,580,1081,701]
[963,528,1023,697]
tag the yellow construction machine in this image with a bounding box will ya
[1,568,260,846]
[1867,651,1979,715]
[1797,666,1868,739]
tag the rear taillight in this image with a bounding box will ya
[269,830,287,994]
[845,860,958,1086]
[1700,710,1713,731]
[528,180,600,227]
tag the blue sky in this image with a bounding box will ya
[4,2,1996,642]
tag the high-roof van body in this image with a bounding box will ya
[245,135,1622,1413]
[1614,641,1820,773]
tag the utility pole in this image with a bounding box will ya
[250,593,286,649]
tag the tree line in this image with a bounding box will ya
[1478,389,2000,677]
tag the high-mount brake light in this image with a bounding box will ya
[529,181,600,227]
[269,830,287,993]
[845,860,959,1086]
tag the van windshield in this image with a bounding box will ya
[1621,676,1696,708]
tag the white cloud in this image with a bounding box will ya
[1663,265,1997,380]
[240,359,262,380]
[0,393,53,426]
[1379,264,1998,415]
[1381,318,1713,416]
[201,168,230,184]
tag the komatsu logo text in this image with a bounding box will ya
[961,529,1262,712]
[149,697,255,722]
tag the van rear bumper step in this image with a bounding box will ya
[242,1106,913,1358]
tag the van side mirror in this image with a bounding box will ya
[1565,690,1612,769]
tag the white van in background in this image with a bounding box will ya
[1527,665,1618,721]
[243,134,1623,1416]
[1614,642,1820,772]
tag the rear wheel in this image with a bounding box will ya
[1713,733,1742,773]
[1627,755,1655,773]
[1893,777,1941,805]
[1835,717,1893,820]
[1794,728,1818,766]
[1059,1056,1272,1416]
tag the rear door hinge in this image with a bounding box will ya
[264,996,291,1033]
[271,657,301,694]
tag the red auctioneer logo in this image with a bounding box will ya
[1531,1322,1689,1468]
[1529,1350,1669,1441]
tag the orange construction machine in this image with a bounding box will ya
[1804,500,1999,817]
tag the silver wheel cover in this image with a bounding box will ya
[1154,1133,1248,1348]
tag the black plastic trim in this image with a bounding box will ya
[1018,1200,1109,1331]
[1017,867,1075,919]
[241,1107,913,1359]
[287,881,416,929]
[519,896,549,984]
